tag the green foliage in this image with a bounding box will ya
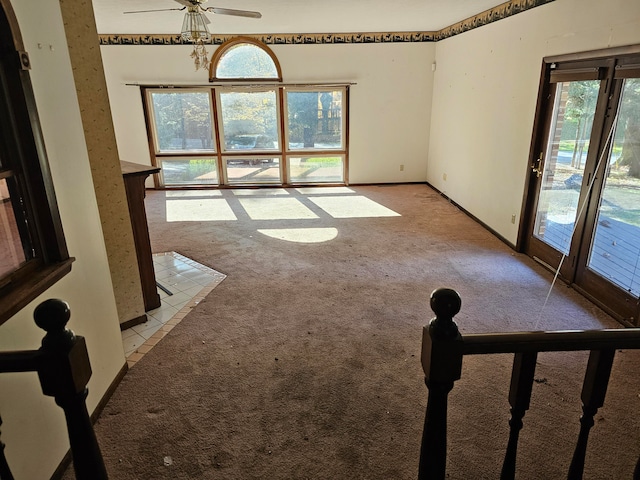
[287,91,342,147]
[288,92,319,145]
[152,92,213,150]
[302,157,341,165]
[220,91,277,138]
[162,159,217,185]
[559,81,599,168]
[187,159,217,177]
[614,79,640,178]
[560,81,598,140]
[557,79,640,178]
[217,44,278,79]
[564,81,599,123]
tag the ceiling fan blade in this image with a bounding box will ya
[124,7,186,14]
[207,7,262,18]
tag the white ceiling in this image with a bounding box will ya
[92,0,505,36]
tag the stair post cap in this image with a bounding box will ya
[34,298,71,334]
[430,288,462,319]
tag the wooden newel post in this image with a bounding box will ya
[418,288,464,480]
[33,299,108,480]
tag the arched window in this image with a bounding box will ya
[209,37,282,82]
[144,36,348,188]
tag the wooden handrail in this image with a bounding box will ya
[462,328,640,355]
[419,287,640,480]
[0,299,108,480]
[0,350,41,373]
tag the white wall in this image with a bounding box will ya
[427,0,640,245]
[0,1,126,478]
[100,42,436,184]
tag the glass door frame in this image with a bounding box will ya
[522,59,611,281]
[573,68,640,323]
[520,46,640,326]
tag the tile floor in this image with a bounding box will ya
[121,251,226,368]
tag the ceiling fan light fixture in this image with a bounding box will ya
[181,9,211,42]
[123,1,262,73]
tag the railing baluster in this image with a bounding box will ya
[501,351,538,480]
[567,348,615,480]
[419,288,464,480]
[0,414,15,480]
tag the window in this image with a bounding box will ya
[0,2,72,325]
[288,156,344,184]
[219,89,280,152]
[148,90,215,153]
[0,176,31,278]
[209,37,281,82]
[142,38,349,188]
[285,89,346,183]
[157,157,219,186]
[146,89,218,186]
[286,89,344,151]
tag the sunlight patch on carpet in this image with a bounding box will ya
[166,199,237,221]
[258,227,338,243]
[295,187,355,195]
[165,190,223,197]
[307,195,401,218]
[232,188,290,196]
[239,197,319,220]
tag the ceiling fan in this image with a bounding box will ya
[124,0,262,24]
[124,0,262,71]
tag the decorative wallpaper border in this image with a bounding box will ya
[98,32,437,46]
[437,0,554,41]
[99,0,555,46]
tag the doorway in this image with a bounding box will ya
[522,48,640,326]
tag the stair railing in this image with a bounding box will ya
[0,299,107,480]
[419,287,640,480]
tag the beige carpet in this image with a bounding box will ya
[72,184,639,479]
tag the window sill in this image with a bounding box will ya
[0,258,75,327]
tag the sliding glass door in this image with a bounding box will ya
[530,78,599,259]
[523,52,640,325]
[577,76,640,313]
